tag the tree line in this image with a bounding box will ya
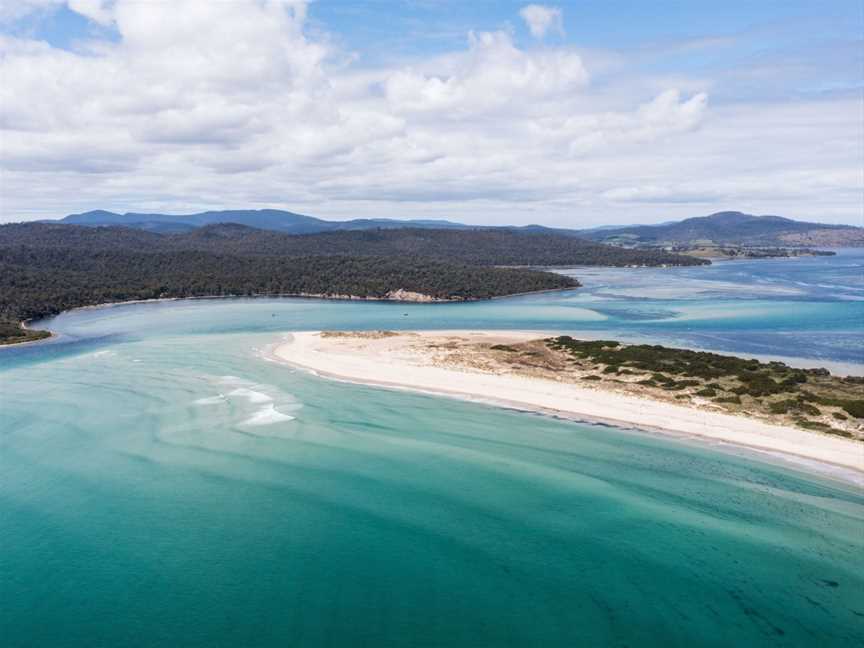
[0,235,578,343]
[1,222,709,267]
[0,220,705,344]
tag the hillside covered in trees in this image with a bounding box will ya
[6,222,708,267]
[179,225,708,266]
[0,223,583,344]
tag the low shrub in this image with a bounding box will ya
[780,372,807,386]
[796,420,834,432]
[798,403,821,417]
[841,400,864,419]
[715,396,742,405]
[769,399,797,414]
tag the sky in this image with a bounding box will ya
[0,0,862,227]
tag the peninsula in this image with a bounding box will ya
[272,331,864,479]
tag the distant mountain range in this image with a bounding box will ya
[49,208,663,238]
[56,209,476,235]
[578,211,864,248]
[49,209,863,247]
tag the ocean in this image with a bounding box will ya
[2,250,862,646]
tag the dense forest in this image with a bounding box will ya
[2,222,708,267]
[0,227,579,343]
[0,220,705,344]
[181,226,708,266]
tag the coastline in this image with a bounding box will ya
[0,332,54,348]
[269,331,864,485]
[9,294,862,375]
[0,320,55,349]
[9,295,864,382]
[3,286,581,349]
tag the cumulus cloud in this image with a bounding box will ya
[68,0,114,25]
[519,4,563,39]
[385,30,587,116]
[0,0,860,225]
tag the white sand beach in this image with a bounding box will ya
[271,331,864,482]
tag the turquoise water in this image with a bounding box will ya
[2,253,863,646]
[8,248,862,370]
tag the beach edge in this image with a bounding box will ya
[267,331,864,486]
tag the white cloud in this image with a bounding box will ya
[0,0,63,23]
[385,30,587,116]
[519,4,563,39]
[68,0,113,25]
[0,1,860,226]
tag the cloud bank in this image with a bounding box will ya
[0,1,860,226]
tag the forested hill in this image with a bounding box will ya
[0,223,580,345]
[179,225,707,266]
[4,222,707,267]
[580,211,864,247]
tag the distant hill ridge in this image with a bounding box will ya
[58,208,472,235]
[579,211,863,247]
[49,208,863,247]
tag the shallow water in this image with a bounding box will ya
[9,249,862,370]
[2,253,863,647]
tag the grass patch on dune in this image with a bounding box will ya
[545,335,862,439]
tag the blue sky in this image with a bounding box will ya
[1,1,862,225]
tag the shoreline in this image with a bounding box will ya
[8,296,863,377]
[3,286,580,350]
[7,294,863,376]
[268,331,864,486]
[0,320,55,349]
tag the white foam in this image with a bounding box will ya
[228,388,273,403]
[241,404,295,426]
[818,283,863,291]
[193,395,225,405]
[218,375,252,385]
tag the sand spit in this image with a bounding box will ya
[270,331,864,483]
